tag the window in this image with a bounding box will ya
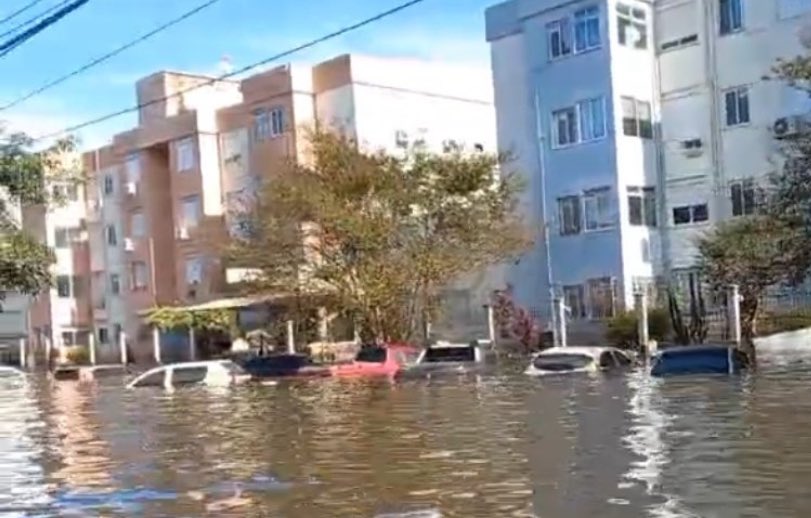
[724,87,750,127]
[65,184,79,202]
[181,195,201,228]
[130,261,148,290]
[171,367,209,385]
[553,107,578,147]
[176,137,195,172]
[574,6,601,52]
[719,0,743,35]
[578,98,606,141]
[587,277,616,319]
[56,275,71,298]
[628,186,657,226]
[61,331,74,347]
[547,18,572,59]
[54,227,79,248]
[673,203,709,225]
[131,211,145,238]
[621,97,653,138]
[103,174,114,195]
[125,154,140,184]
[552,97,605,147]
[98,327,109,344]
[616,3,647,49]
[583,188,613,231]
[71,275,84,298]
[110,273,120,295]
[134,370,166,388]
[660,34,699,52]
[563,285,586,319]
[185,256,204,285]
[558,196,582,235]
[106,225,117,246]
[254,107,284,141]
[730,179,756,217]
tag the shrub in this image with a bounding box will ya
[605,308,670,349]
[758,309,811,336]
[66,346,90,365]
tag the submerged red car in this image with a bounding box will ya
[330,343,420,378]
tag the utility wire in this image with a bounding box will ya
[0,0,48,27]
[0,0,73,40]
[31,0,427,143]
[0,0,89,59]
[0,0,224,111]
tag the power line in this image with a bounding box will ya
[0,0,89,59]
[0,0,73,40]
[0,0,223,111]
[0,0,48,26]
[32,0,427,143]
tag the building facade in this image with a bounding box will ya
[486,0,811,331]
[70,54,495,359]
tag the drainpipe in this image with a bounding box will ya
[703,0,725,224]
[533,89,559,346]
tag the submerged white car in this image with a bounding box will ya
[126,360,252,390]
[525,346,634,376]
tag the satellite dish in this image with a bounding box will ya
[798,23,811,49]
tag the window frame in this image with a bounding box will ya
[586,277,616,320]
[627,186,657,227]
[547,18,573,60]
[616,2,648,49]
[551,97,606,148]
[130,261,148,291]
[620,96,652,138]
[110,273,121,295]
[180,195,201,229]
[563,284,586,319]
[103,174,114,195]
[184,255,204,286]
[56,275,71,298]
[724,86,750,127]
[582,187,614,232]
[105,224,118,246]
[672,203,710,225]
[175,137,195,172]
[719,0,744,35]
[130,210,146,238]
[558,195,582,236]
[573,6,601,53]
[730,178,756,217]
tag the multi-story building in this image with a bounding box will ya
[486,0,811,334]
[75,53,495,359]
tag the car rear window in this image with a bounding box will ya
[533,353,593,371]
[355,346,387,363]
[423,346,476,363]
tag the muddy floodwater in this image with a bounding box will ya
[2,349,811,517]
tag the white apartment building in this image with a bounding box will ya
[486,0,811,330]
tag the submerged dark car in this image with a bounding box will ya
[650,345,750,377]
[397,341,495,378]
[235,353,331,379]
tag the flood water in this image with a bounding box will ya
[3,349,811,517]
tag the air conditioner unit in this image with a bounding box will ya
[124,238,135,251]
[126,181,138,195]
[774,115,810,139]
[176,226,190,240]
[680,138,704,157]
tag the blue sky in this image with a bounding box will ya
[0,0,495,149]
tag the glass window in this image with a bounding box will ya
[103,174,114,195]
[131,261,148,290]
[110,273,120,295]
[185,256,204,285]
[552,107,578,147]
[587,277,615,319]
[54,228,69,248]
[106,225,117,246]
[720,0,743,35]
[254,107,284,140]
[270,108,284,136]
[558,195,582,235]
[621,97,652,138]
[599,351,617,368]
[730,179,756,217]
[171,366,208,385]
[181,195,201,228]
[583,188,613,231]
[176,137,195,172]
[725,87,750,126]
[61,331,74,347]
[125,154,140,184]
[578,98,606,141]
[423,346,476,363]
[673,204,709,225]
[547,18,572,59]
[574,6,601,52]
[533,353,593,371]
[563,285,586,319]
[98,327,109,344]
[131,211,145,238]
[617,3,648,49]
[56,275,71,298]
[134,370,166,387]
[356,346,387,363]
[628,186,656,226]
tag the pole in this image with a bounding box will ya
[152,326,161,364]
[555,297,567,348]
[188,327,196,361]
[485,304,496,347]
[119,330,128,365]
[18,338,25,369]
[634,290,649,357]
[88,332,97,365]
[286,320,295,354]
[727,284,742,347]
[533,90,558,347]
[45,336,52,369]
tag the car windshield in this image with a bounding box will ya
[533,353,593,371]
[423,346,476,363]
[355,346,387,363]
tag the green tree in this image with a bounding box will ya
[696,216,793,339]
[229,129,530,342]
[0,129,78,299]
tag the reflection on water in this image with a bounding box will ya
[1,360,811,516]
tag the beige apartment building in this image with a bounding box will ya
[72,53,496,360]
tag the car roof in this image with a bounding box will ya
[656,345,732,357]
[537,346,625,359]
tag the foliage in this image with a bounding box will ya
[66,346,89,365]
[144,305,235,333]
[666,282,709,345]
[0,129,79,298]
[491,285,543,352]
[228,129,530,342]
[758,309,811,337]
[604,308,669,349]
[696,216,794,339]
